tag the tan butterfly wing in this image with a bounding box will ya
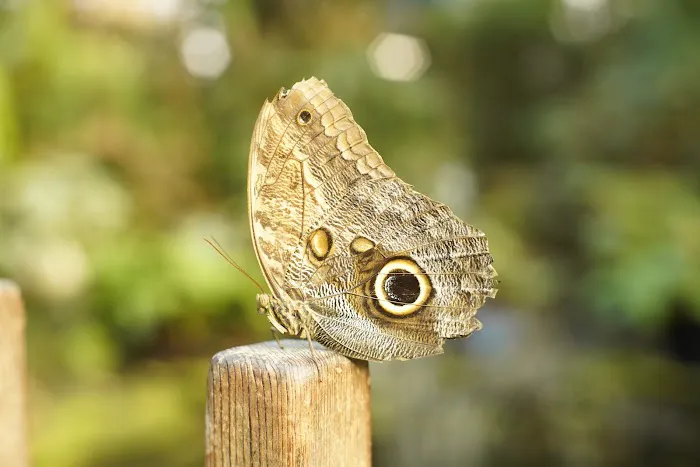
[248,77,497,360]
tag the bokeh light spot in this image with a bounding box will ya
[179,26,231,80]
[367,33,431,82]
[551,0,616,43]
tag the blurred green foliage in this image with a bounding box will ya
[1,0,699,466]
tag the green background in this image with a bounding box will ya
[1,0,699,465]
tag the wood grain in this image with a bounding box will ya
[206,339,371,467]
[0,280,28,467]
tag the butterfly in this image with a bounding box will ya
[247,77,497,361]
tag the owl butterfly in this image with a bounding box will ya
[248,77,497,361]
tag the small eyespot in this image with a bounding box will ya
[279,88,290,98]
[308,228,332,261]
[297,110,312,125]
[350,236,375,254]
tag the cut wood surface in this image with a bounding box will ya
[0,280,28,467]
[206,339,371,467]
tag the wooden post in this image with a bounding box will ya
[206,339,371,467]
[0,280,28,467]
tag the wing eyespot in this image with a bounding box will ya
[373,258,431,317]
[308,228,332,262]
[350,236,375,254]
[279,88,290,98]
[297,110,312,125]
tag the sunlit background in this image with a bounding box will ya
[1,0,699,466]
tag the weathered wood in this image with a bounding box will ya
[0,280,28,467]
[206,339,371,467]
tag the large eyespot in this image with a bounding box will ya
[297,110,312,125]
[308,228,332,261]
[374,258,431,316]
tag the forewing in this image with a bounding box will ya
[248,77,394,297]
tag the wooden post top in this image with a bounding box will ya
[206,339,371,467]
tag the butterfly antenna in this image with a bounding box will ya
[204,237,266,293]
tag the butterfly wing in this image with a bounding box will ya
[249,77,497,360]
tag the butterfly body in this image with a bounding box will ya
[248,77,497,361]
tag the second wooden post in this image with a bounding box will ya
[0,280,28,467]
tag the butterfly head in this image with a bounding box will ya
[256,293,272,316]
[256,293,305,337]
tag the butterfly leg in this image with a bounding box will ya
[302,327,322,377]
[270,328,284,349]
